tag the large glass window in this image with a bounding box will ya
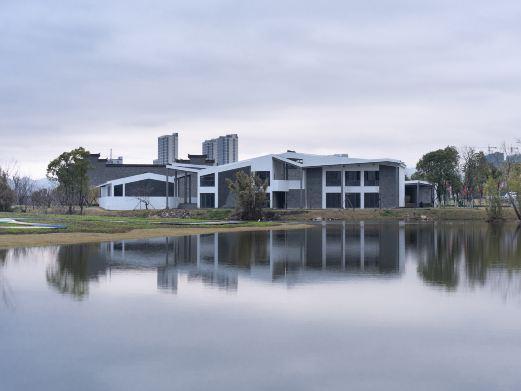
[364,171,379,186]
[125,179,174,197]
[114,184,123,197]
[345,193,360,208]
[326,193,342,208]
[200,193,215,208]
[326,171,341,186]
[255,171,270,186]
[345,171,361,186]
[200,173,215,187]
[364,193,380,208]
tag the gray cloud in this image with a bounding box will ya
[1,0,521,176]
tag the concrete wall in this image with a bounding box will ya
[99,196,180,210]
[379,165,399,208]
[273,159,286,180]
[287,189,305,208]
[87,155,168,187]
[306,168,322,208]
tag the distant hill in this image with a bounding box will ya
[33,178,55,189]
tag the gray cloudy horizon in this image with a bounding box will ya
[1,0,521,178]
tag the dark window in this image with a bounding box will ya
[255,171,270,186]
[126,179,175,197]
[326,171,341,186]
[200,193,215,208]
[364,171,379,186]
[114,184,123,197]
[364,193,380,208]
[345,193,361,208]
[200,174,215,187]
[326,193,341,208]
[345,171,361,186]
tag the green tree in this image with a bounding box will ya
[484,177,503,221]
[0,168,15,212]
[46,147,91,214]
[414,146,461,205]
[504,162,521,220]
[461,148,492,205]
[226,171,268,220]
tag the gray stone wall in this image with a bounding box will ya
[305,168,323,208]
[288,166,301,180]
[379,165,399,208]
[287,189,305,208]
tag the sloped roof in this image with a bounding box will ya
[277,151,405,168]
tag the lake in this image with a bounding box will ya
[1,222,521,391]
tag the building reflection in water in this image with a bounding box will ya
[40,222,521,300]
[98,222,405,293]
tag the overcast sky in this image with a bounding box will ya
[1,0,520,177]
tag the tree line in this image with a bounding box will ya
[0,147,94,214]
[1,144,521,220]
[412,144,521,220]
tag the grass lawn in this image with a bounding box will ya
[0,212,275,236]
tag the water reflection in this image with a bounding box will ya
[3,222,521,300]
[408,223,521,293]
[37,223,405,298]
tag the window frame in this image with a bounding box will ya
[326,171,342,187]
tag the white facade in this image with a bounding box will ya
[98,173,193,211]
[98,151,406,211]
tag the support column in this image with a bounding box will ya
[321,168,326,209]
[303,168,308,208]
[416,181,420,208]
[184,175,188,204]
[360,170,365,209]
[300,167,304,209]
[165,169,170,209]
[188,174,192,204]
[341,167,345,208]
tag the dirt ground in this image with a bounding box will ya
[0,223,312,249]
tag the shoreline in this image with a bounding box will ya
[0,223,313,249]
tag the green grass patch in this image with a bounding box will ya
[0,212,275,235]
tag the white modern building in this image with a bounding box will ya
[202,134,238,165]
[98,173,182,210]
[155,133,179,164]
[98,151,405,210]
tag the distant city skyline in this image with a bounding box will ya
[202,134,239,165]
[154,133,179,165]
[2,1,521,178]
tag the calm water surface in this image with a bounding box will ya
[1,222,521,391]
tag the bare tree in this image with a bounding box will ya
[31,188,55,210]
[12,174,35,211]
[134,182,155,210]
